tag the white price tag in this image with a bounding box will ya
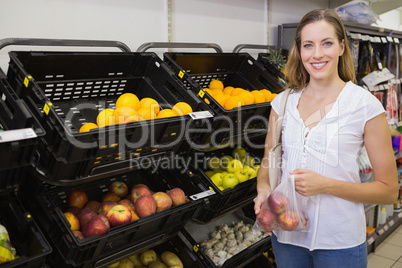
[189,111,214,120]
[190,190,215,200]
[0,128,37,143]
[389,220,394,226]
[375,37,382,43]
[384,225,389,231]
[378,228,384,235]
[381,37,388,43]
[398,212,402,218]
[394,38,400,44]
[386,36,393,42]
[361,35,370,41]
[350,33,361,40]
[367,237,375,245]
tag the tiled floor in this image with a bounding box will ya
[368,224,402,268]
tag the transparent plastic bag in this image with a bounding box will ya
[253,175,309,233]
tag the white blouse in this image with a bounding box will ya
[270,81,385,250]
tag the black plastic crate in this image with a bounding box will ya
[6,51,210,182]
[180,203,271,268]
[17,166,208,267]
[0,191,52,268]
[0,69,45,190]
[163,52,284,147]
[90,234,203,268]
[187,144,263,224]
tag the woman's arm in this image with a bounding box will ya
[254,109,278,214]
[293,113,399,204]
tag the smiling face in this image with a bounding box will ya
[300,20,345,84]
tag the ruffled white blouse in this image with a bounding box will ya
[270,81,385,250]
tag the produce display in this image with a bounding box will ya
[204,80,277,110]
[198,220,267,267]
[63,181,188,239]
[204,146,260,190]
[0,224,17,264]
[107,249,183,268]
[79,92,194,132]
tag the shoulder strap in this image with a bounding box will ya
[275,88,291,144]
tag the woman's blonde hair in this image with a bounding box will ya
[284,9,356,91]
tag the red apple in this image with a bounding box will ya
[98,201,118,216]
[131,184,149,192]
[300,211,309,230]
[130,186,152,204]
[166,188,186,206]
[257,208,278,231]
[152,192,173,212]
[278,211,299,231]
[118,199,135,210]
[73,230,84,240]
[66,190,88,209]
[119,199,140,222]
[66,206,81,216]
[84,200,101,213]
[77,207,97,229]
[267,192,289,214]
[134,195,156,218]
[81,215,110,238]
[101,192,121,203]
[109,181,129,198]
[64,212,80,231]
[106,205,132,227]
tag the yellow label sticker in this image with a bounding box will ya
[193,244,199,252]
[198,90,205,98]
[43,102,53,115]
[178,70,185,79]
[24,75,32,87]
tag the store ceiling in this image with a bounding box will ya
[329,0,402,15]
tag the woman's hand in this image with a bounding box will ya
[254,191,270,215]
[290,169,329,196]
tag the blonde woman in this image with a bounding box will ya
[255,9,398,268]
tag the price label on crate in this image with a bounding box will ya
[190,190,215,200]
[189,111,214,120]
[0,128,37,143]
[367,237,375,245]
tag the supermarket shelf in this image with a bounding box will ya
[368,210,402,253]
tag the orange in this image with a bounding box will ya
[271,93,278,99]
[204,88,213,96]
[173,102,193,115]
[211,89,224,96]
[116,93,140,111]
[140,98,160,115]
[251,90,265,104]
[260,89,274,102]
[157,109,179,119]
[238,91,255,105]
[223,86,235,95]
[209,80,224,91]
[224,96,245,110]
[230,87,245,96]
[137,107,157,120]
[214,93,230,107]
[113,106,139,124]
[97,108,116,128]
[64,212,80,231]
[79,122,98,133]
